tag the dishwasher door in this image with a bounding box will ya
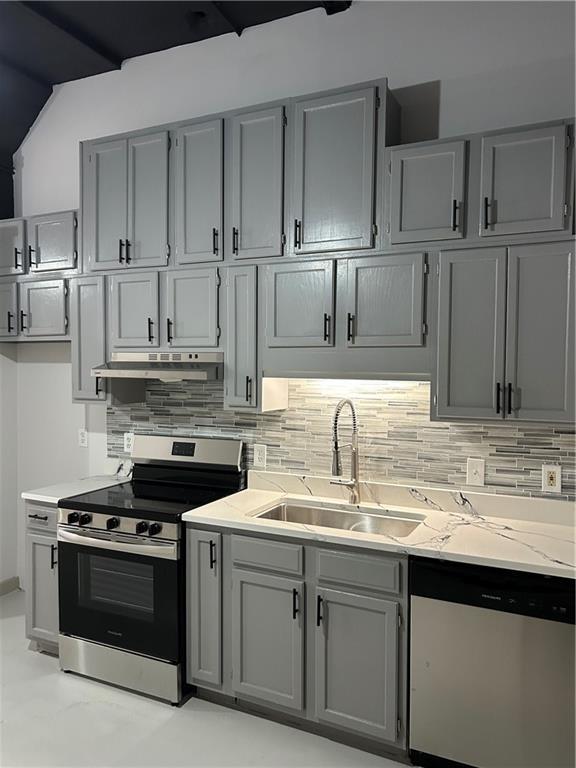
[409,558,575,768]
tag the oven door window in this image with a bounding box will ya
[59,541,180,663]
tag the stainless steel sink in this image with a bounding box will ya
[254,503,421,538]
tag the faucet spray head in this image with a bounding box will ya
[331,447,342,476]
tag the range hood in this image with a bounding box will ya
[92,351,223,382]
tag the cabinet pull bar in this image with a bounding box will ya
[496,382,502,414]
[294,219,301,250]
[125,240,131,264]
[316,595,323,626]
[147,317,154,343]
[451,199,459,232]
[14,247,21,270]
[483,197,491,230]
[95,377,102,396]
[209,540,216,569]
[212,228,219,255]
[232,227,239,255]
[507,383,513,415]
[245,375,252,403]
[28,245,37,267]
[347,313,355,342]
[20,310,27,332]
[50,544,58,570]
[7,311,13,334]
[292,588,299,620]
[166,318,173,344]
[29,514,48,521]
[118,239,125,263]
[323,313,330,342]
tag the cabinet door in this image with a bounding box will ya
[109,272,159,347]
[19,280,67,337]
[70,276,106,401]
[165,268,219,347]
[264,260,335,347]
[315,588,399,742]
[225,266,257,408]
[0,219,25,276]
[390,141,466,243]
[480,125,567,237]
[28,211,77,272]
[292,87,376,254]
[232,570,304,711]
[25,533,59,645]
[436,248,507,420]
[175,120,223,264]
[231,107,284,259]
[127,132,169,268]
[187,530,222,686]
[85,139,128,271]
[346,254,425,347]
[506,242,575,422]
[0,282,18,339]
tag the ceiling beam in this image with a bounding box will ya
[0,52,51,90]
[211,2,243,37]
[18,1,123,71]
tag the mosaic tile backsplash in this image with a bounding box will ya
[107,380,576,500]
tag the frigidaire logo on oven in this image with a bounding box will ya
[107,630,123,637]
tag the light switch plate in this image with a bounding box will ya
[542,464,561,493]
[78,429,88,448]
[466,458,485,486]
[124,432,134,454]
[253,444,267,469]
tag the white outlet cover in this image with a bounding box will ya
[466,458,485,486]
[253,444,267,469]
[542,464,561,493]
[78,429,88,449]
[124,432,134,454]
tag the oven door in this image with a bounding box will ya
[58,527,180,663]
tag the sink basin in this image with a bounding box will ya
[254,503,421,538]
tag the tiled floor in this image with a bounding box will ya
[1,590,399,768]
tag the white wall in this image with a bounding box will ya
[13,0,575,215]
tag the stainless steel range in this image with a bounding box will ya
[56,435,244,704]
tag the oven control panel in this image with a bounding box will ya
[58,510,179,541]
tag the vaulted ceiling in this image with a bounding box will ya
[0,1,352,217]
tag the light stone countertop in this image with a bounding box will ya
[182,471,576,579]
[21,475,126,505]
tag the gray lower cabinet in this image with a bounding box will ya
[0,218,26,276]
[291,86,376,254]
[0,282,18,339]
[26,531,59,647]
[19,279,68,337]
[480,124,568,237]
[187,530,222,686]
[389,141,466,243]
[232,569,305,711]
[315,588,399,742]
[230,107,284,259]
[71,276,106,401]
[436,247,507,420]
[505,242,575,422]
[264,260,335,347]
[109,271,159,347]
[27,211,77,272]
[165,268,219,347]
[175,120,223,264]
[225,266,257,408]
[346,254,425,347]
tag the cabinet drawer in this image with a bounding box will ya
[316,549,401,595]
[25,505,57,533]
[231,535,303,576]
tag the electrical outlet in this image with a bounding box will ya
[78,429,88,448]
[542,464,561,493]
[253,444,267,469]
[124,432,135,454]
[466,458,485,486]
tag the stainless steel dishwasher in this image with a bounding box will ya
[409,557,575,768]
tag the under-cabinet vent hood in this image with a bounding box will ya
[92,352,223,382]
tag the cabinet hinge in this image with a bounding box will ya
[281,232,286,246]
[433,393,438,407]
[398,612,402,629]
[436,263,440,276]
[166,243,170,262]
[216,326,221,339]
[385,222,390,235]
[564,203,571,218]
[397,718,401,736]
[566,132,571,149]
[423,262,429,275]
[175,137,179,147]
[422,322,428,336]
[167,136,172,151]
[388,161,392,175]
[282,113,287,127]
[73,216,78,229]
[73,250,78,265]
[88,154,93,163]
[375,96,381,110]
[65,316,69,329]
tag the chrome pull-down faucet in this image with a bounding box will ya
[330,398,360,505]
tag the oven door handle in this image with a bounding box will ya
[57,528,178,560]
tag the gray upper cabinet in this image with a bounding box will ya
[315,588,399,742]
[264,260,335,347]
[232,569,304,711]
[291,87,376,254]
[436,247,507,420]
[109,271,159,347]
[479,125,567,237]
[346,254,425,347]
[71,276,106,401]
[505,242,575,422]
[25,532,59,646]
[225,266,257,408]
[389,141,466,243]
[0,282,18,339]
[231,107,284,259]
[175,120,223,264]
[0,218,25,276]
[19,279,68,337]
[165,268,219,347]
[27,211,77,272]
[188,530,222,687]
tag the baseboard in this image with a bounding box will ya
[0,576,20,596]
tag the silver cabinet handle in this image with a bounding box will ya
[57,527,177,560]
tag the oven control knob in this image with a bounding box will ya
[106,517,120,531]
[67,512,80,525]
[148,523,163,537]
[136,521,149,534]
[79,513,92,526]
